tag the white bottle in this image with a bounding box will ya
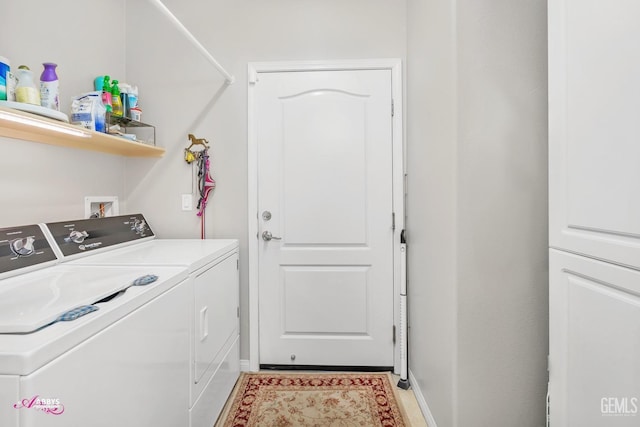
[15,66,40,105]
[40,62,59,111]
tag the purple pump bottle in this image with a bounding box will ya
[40,63,59,111]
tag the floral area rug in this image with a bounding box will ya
[216,372,408,427]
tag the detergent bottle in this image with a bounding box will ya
[111,79,123,117]
[101,75,112,109]
[15,66,40,105]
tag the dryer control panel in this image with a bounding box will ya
[46,214,155,258]
[0,224,58,276]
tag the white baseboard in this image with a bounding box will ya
[240,359,251,372]
[409,369,438,427]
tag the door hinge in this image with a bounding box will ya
[391,99,395,117]
[392,212,396,231]
[404,173,408,197]
[237,306,240,318]
[393,325,396,345]
[237,259,239,270]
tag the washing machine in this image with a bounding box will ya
[0,221,191,427]
[45,214,240,427]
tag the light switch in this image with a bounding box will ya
[182,194,193,211]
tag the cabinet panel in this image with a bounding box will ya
[549,249,640,426]
[549,0,640,269]
[190,337,239,427]
[193,253,239,390]
[0,376,18,427]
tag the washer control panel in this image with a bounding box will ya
[0,225,58,275]
[46,214,154,258]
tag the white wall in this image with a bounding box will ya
[0,0,127,227]
[456,0,548,424]
[406,0,458,425]
[407,0,548,425]
[124,0,408,361]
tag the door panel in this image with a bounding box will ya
[281,266,369,334]
[549,249,640,426]
[549,0,640,269]
[282,91,368,245]
[256,69,394,367]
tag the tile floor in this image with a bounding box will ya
[393,375,429,426]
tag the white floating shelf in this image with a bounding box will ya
[0,106,165,158]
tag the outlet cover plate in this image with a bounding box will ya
[182,194,193,211]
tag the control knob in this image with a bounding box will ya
[65,230,89,244]
[10,236,35,257]
[132,219,147,234]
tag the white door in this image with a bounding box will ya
[254,68,395,367]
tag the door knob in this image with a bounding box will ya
[262,231,282,241]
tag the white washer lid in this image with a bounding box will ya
[0,264,188,375]
[67,239,238,272]
[0,265,161,333]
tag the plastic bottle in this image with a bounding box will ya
[40,62,59,111]
[111,79,123,117]
[101,75,112,109]
[15,66,41,105]
[0,56,9,101]
[119,83,131,117]
[128,85,138,109]
[129,106,142,122]
[94,75,105,91]
[95,99,107,133]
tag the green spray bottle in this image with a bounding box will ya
[111,80,123,117]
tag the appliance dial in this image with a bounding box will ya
[133,219,147,234]
[65,230,89,244]
[10,236,35,257]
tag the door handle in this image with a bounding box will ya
[200,306,208,342]
[262,231,282,241]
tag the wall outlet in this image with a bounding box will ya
[182,194,193,211]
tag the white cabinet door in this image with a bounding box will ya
[549,0,640,270]
[549,249,640,426]
[193,253,239,388]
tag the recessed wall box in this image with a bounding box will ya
[85,196,119,219]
